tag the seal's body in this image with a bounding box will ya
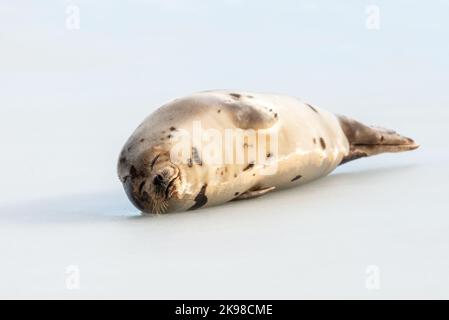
[118,90,418,213]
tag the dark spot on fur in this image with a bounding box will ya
[228,101,277,130]
[266,152,271,158]
[291,175,302,182]
[167,134,172,139]
[138,181,145,194]
[234,174,238,178]
[169,126,176,131]
[162,130,166,134]
[313,138,317,144]
[192,147,202,165]
[119,157,126,164]
[230,93,241,99]
[269,109,272,112]
[187,158,193,167]
[307,103,318,113]
[217,109,221,113]
[320,137,326,149]
[252,173,256,176]
[140,138,145,143]
[243,163,254,171]
[130,166,139,179]
[380,135,385,142]
[160,138,164,141]
[274,113,278,118]
[188,184,208,210]
[234,192,240,196]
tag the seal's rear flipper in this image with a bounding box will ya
[337,115,419,165]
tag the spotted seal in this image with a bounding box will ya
[118,90,418,213]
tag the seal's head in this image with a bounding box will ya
[118,144,181,214]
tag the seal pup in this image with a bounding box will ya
[118,90,419,214]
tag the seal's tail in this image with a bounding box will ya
[337,115,419,165]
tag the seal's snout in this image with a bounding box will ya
[153,174,165,187]
[118,150,181,213]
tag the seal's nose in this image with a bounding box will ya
[123,179,145,211]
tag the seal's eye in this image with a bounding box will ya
[153,174,164,186]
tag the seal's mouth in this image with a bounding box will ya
[148,171,179,213]
[151,167,179,199]
[124,174,179,214]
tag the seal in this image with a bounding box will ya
[118,90,419,213]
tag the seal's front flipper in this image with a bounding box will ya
[233,186,275,201]
[338,115,419,165]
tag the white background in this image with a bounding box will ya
[0,1,448,299]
